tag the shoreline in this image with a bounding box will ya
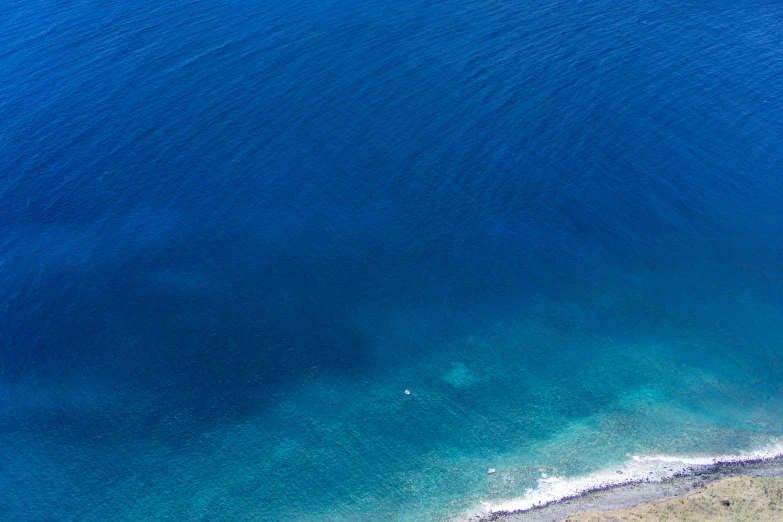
[473,455,783,522]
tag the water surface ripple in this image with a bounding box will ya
[1,0,782,520]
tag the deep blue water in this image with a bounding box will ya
[2,0,783,519]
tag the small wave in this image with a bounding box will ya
[471,439,783,517]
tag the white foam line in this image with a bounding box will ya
[470,439,783,517]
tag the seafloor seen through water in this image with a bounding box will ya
[1,0,782,520]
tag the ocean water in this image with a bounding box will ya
[1,0,783,520]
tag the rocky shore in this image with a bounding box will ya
[566,475,783,521]
[478,457,783,522]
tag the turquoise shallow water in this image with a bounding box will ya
[8,259,783,521]
[1,0,783,520]
[246,265,783,520]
